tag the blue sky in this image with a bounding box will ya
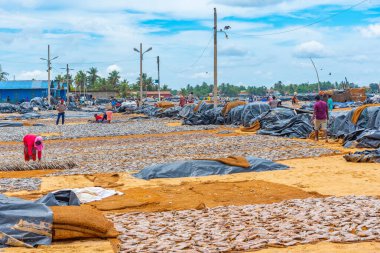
[1,0,380,88]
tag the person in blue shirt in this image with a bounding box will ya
[111,99,117,110]
[327,95,334,112]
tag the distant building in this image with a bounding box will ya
[146,91,172,99]
[0,80,67,103]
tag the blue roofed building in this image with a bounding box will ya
[0,80,67,103]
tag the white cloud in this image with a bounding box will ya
[18,70,46,80]
[293,40,330,58]
[106,64,121,73]
[359,23,380,38]
[219,47,248,57]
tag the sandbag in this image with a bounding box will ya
[51,205,119,241]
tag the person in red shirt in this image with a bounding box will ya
[23,134,44,161]
[179,94,186,107]
[94,114,103,122]
[313,95,329,142]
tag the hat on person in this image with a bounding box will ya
[34,136,44,151]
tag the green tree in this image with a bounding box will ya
[87,67,99,89]
[369,83,379,93]
[74,70,87,92]
[136,73,154,91]
[108,70,120,88]
[119,79,130,97]
[0,65,9,81]
[54,74,65,89]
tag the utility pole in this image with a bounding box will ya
[310,58,321,92]
[41,45,58,105]
[157,56,160,101]
[213,8,218,108]
[48,45,51,104]
[61,64,74,104]
[133,44,152,104]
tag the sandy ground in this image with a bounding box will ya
[2,113,380,252]
[2,240,114,253]
[249,241,380,253]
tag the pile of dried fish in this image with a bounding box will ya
[108,196,380,252]
[0,178,41,192]
[0,161,77,171]
[0,132,338,176]
[0,119,218,141]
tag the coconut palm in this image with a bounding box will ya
[0,65,9,81]
[87,67,99,89]
[107,70,120,88]
[74,71,87,95]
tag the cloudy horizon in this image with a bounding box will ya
[1,0,380,89]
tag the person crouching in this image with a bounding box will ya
[23,134,44,162]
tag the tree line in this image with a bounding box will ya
[54,67,169,97]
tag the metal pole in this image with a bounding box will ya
[66,64,69,104]
[140,43,143,103]
[157,56,160,101]
[48,45,51,105]
[213,8,218,108]
[310,58,321,92]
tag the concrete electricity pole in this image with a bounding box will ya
[41,45,58,105]
[134,43,152,103]
[157,56,160,101]
[213,8,218,108]
[61,64,74,104]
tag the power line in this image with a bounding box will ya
[230,0,369,38]
[167,33,214,74]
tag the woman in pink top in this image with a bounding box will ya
[23,134,44,161]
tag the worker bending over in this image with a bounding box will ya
[23,134,44,161]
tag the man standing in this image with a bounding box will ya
[56,99,67,125]
[313,95,329,142]
[327,95,334,112]
[187,92,194,103]
[268,96,278,108]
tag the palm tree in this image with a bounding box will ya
[0,65,9,81]
[74,71,87,95]
[55,74,65,89]
[87,67,99,89]
[107,70,120,89]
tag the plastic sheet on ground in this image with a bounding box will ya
[329,105,380,148]
[0,103,19,113]
[37,187,123,205]
[253,108,297,130]
[241,103,271,127]
[0,121,23,127]
[343,129,380,148]
[35,190,80,206]
[226,105,246,125]
[194,101,214,113]
[344,148,380,163]
[158,106,182,118]
[183,107,224,125]
[0,194,52,248]
[178,104,195,119]
[133,156,288,180]
[258,113,313,138]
